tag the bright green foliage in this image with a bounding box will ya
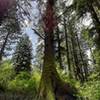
[8,71,40,95]
[57,67,100,99]
[80,80,100,100]
[94,50,100,72]
[0,60,15,92]
[82,29,94,47]
[79,73,100,100]
[57,67,80,89]
[0,60,41,95]
[0,60,100,99]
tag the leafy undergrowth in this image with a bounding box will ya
[0,60,100,100]
[0,60,41,96]
[57,67,100,100]
[79,73,100,100]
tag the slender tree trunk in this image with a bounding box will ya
[70,31,84,82]
[88,1,100,48]
[76,34,88,81]
[64,17,72,77]
[56,26,63,69]
[70,37,76,79]
[0,32,10,63]
[89,46,96,64]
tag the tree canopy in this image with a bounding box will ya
[0,0,100,100]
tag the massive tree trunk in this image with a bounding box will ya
[38,0,77,100]
[38,27,77,100]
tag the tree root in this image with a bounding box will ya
[37,68,77,100]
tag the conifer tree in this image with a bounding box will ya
[13,34,32,73]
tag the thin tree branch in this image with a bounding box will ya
[32,28,44,40]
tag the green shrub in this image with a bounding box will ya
[0,60,15,92]
[80,73,100,100]
[8,71,41,95]
[0,61,41,96]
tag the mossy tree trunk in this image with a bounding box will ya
[38,31,58,100]
[38,29,77,100]
[38,0,77,100]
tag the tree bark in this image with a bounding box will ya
[70,30,85,82]
[38,30,77,100]
[88,1,100,48]
[37,0,77,99]
[64,17,72,77]
[76,34,88,81]
[56,26,63,69]
[0,32,10,63]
